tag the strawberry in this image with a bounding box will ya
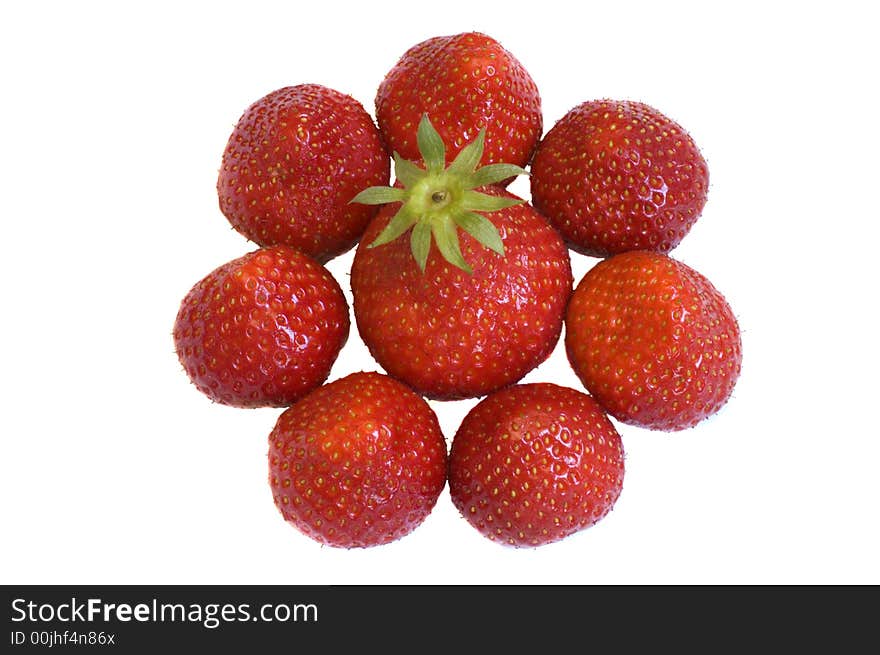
[173,245,349,408]
[375,32,542,174]
[217,84,389,263]
[565,250,742,431]
[531,99,709,256]
[268,371,448,548]
[448,383,625,547]
[351,117,572,400]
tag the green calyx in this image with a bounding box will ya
[351,115,528,273]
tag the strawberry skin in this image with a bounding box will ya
[565,251,742,431]
[351,187,573,400]
[375,32,542,173]
[217,84,390,263]
[173,246,349,408]
[449,383,625,547]
[268,371,448,548]
[531,100,709,256]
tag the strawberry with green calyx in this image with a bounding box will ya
[351,117,572,401]
[352,115,528,273]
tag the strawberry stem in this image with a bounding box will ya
[351,115,528,273]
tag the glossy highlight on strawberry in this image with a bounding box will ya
[173,246,349,408]
[449,383,625,547]
[565,251,742,431]
[268,372,448,548]
[218,84,389,262]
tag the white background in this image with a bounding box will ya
[2,0,877,585]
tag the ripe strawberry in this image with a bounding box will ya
[217,84,389,263]
[565,250,742,431]
[531,100,709,256]
[351,117,572,400]
[449,383,625,547]
[375,32,542,174]
[268,371,448,548]
[173,246,349,408]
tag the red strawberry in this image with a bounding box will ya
[217,84,389,263]
[531,100,709,256]
[375,32,542,174]
[268,371,448,548]
[173,245,349,408]
[449,383,625,547]
[351,117,572,400]
[565,250,742,431]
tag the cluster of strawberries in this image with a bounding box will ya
[173,32,742,548]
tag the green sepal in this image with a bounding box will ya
[461,190,523,213]
[446,128,486,178]
[432,217,472,274]
[410,220,432,272]
[369,206,418,248]
[416,115,445,175]
[393,152,424,188]
[454,212,505,256]
[350,186,407,205]
[467,163,529,188]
